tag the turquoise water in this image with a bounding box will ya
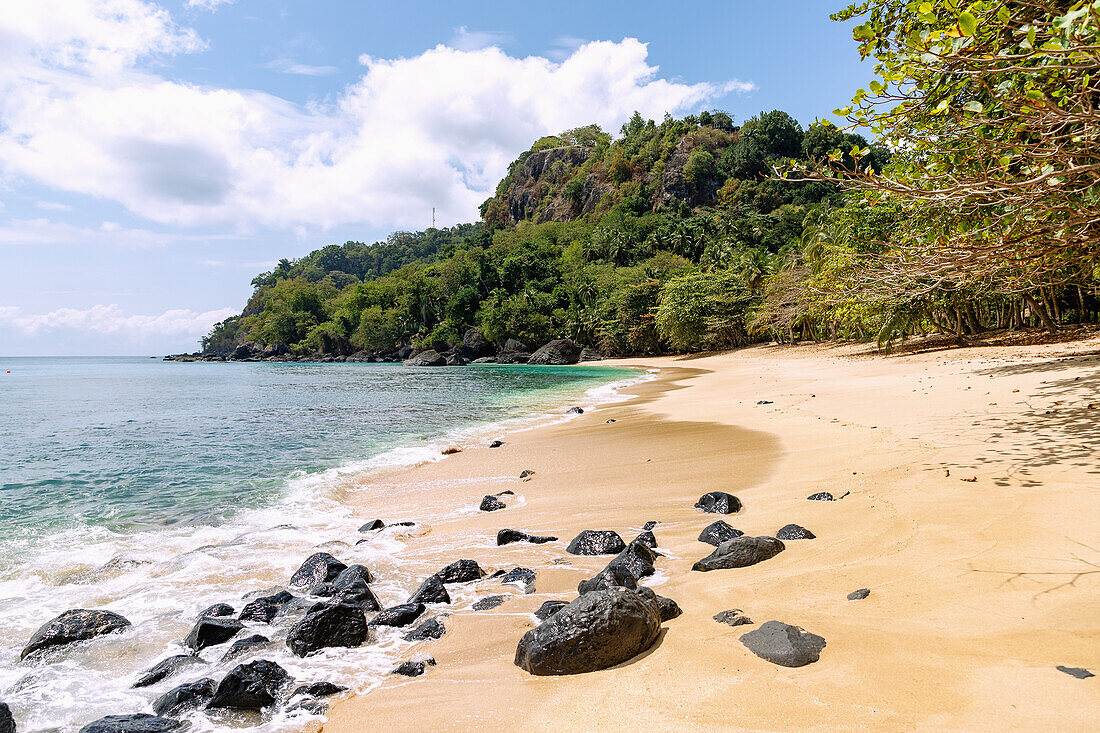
[0,357,639,731]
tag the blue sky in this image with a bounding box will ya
[0,0,869,355]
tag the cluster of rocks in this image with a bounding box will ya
[165,329,604,366]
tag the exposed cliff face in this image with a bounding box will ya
[506,146,593,223]
[656,137,723,208]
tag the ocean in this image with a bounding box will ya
[0,357,642,731]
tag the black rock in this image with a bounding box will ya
[289,553,347,587]
[287,699,328,715]
[496,489,515,496]
[635,587,682,622]
[606,540,659,580]
[132,654,206,688]
[199,603,235,618]
[533,600,568,621]
[391,521,416,527]
[528,339,582,365]
[0,703,12,733]
[77,715,184,733]
[208,659,292,710]
[713,609,753,627]
[698,520,744,546]
[514,587,661,676]
[435,559,486,584]
[740,621,826,667]
[577,563,637,594]
[392,660,427,677]
[403,617,445,642]
[692,536,786,572]
[238,590,295,623]
[489,440,505,448]
[756,400,773,405]
[500,567,536,591]
[566,530,626,556]
[151,678,215,717]
[458,327,494,360]
[642,520,659,531]
[1056,665,1095,679]
[370,603,426,628]
[20,609,132,660]
[519,470,535,479]
[694,492,742,514]
[776,524,816,540]
[497,529,558,546]
[633,530,657,549]
[221,634,270,662]
[334,564,374,587]
[330,579,382,612]
[567,406,584,414]
[286,603,369,657]
[847,588,871,601]
[291,681,347,698]
[479,495,506,512]
[183,617,243,651]
[473,595,505,611]
[409,575,451,605]
[807,492,835,501]
[359,519,385,531]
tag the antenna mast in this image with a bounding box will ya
[432,207,435,229]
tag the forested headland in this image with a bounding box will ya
[192,1,1100,362]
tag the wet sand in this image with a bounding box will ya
[322,338,1100,732]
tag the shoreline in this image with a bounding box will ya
[322,338,1100,732]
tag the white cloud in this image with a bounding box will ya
[449,26,513,52]
[265,59,339,76]
[186,0,233,10]
[0,3,756,235]
[0,217,241,248]
[0,304,236,338]
[35,201,72,211]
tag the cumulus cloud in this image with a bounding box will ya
[265,59,339,76]
[186,0,233,10]
[0,304,237,338]
[0,1,755,234]
[449,26,513,51]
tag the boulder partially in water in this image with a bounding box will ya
[151,678,215,717]
[434,559,486,584]
[497,529,557,546]
[208,659,292,710]
[20,609,132,661]
[408,575,451,605]
[220,634,270,663]
[132,654,206,688]
[78,715,184,733]
[403,617,446,642]
[533,600,568,621]
[404,349,446,367]
[566,530,626,556]
[514,587,661,675]
[0,703,13,733]
[238,590,295,623]
[286,603,369,657]
[527,339,582,365]
[198,603,235,619]
[479,495,506,512]
[183,617,243,651]
[370,603,425,628]
[289,553,347,587]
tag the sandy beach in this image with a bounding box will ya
[322,337,1100,732]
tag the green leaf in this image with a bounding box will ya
[964,100,983,113]
[958,12,977,36]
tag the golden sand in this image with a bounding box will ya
[322,338,1100,732]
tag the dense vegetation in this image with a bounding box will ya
[204,1,1100,357]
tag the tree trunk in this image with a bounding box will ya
[1023,292,1058,334]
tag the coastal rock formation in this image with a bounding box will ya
[132,654,206,688]
[527,339,582,365]
[497,529,558,546]
[740,621,826,667]
[847,588,871,601]
[239,590,295,623]
[0,704,12,733]
[20,609,132,660]
[694,491,742,514]
[208,659,292,710]
[606,540,659,580]
[633,530,657,548]
[183,617,243,651]
[714,609,753,627]
[566,530,627,556]
[77,715,184,733]
[221,634,270,662]
[434,559,486,584]
[403,617,446,642]
[1057,665,1095,679]
[392,660,428,677]
[500,567,537,591]
[408,575,451,605]
[519,469,536,479]
[635,587,683,622]
[404,349,446,367]
[514,587,661,675]
[199,603,235,618]
[692,536,785,571]
[291,681,347,698]
[497,339,531,364]
[489,440,505,448]
[359,519,385,531]
[473,595,505,611]
[458,328,494,360]
[286,603,369,657]
[534,600,568,621]
[698,520,744,546]
[776,524,816,540]
[151,678,215,717]
[577,563,637,594]
[807,491,835,501]
[479,495,506,512]
[370,603,425,628]
[579,347,604,362]
[333,564,374,587]
[289,553,347,587]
